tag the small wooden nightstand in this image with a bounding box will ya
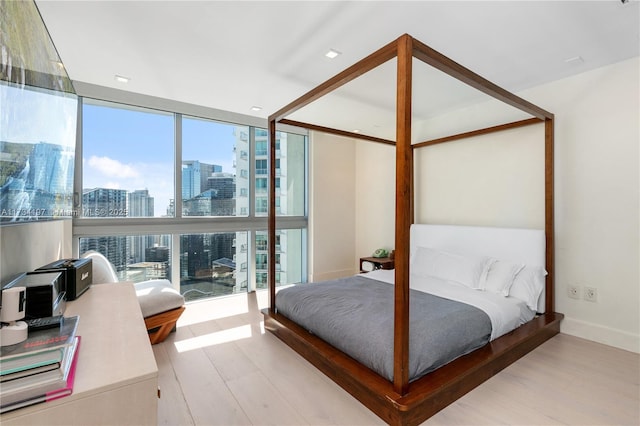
[359,256,395,273]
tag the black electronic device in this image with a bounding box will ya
[35,258,92,301]
[5,272,65,319]
[25,315,64,331]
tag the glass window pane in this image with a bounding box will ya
[82,99,174,218]
[254,129,305,217]
[180,231,248,301]
[279,133,305,216]
[182,117,249,217]
[79,235,171,282]
[78,97,308,302]
[1,84,77,223]
[256,140,267,156]
[255,229,304,288]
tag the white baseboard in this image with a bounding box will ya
[560,316,639,353]
[309,268,356,283]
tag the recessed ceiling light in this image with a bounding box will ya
[250,106,262,111]
[114,75,130,83]
[353,129,361,133]
[564,56,584,65]
[325,49,341,59]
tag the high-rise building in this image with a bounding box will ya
[206,172,235,198]
[146,245,169,262]
[166,199,175,217]
[180,234,207,278]
[252,129,305,287]
[182,160,201,199]
[23,142,75,215]
[233,128,250,291]
[28,142,74,194]
[183,189,235,216]
[182,160,224,200]
[250,129,297,287]
[128,189,154,217]
[82,187,127,217]
[127,190,155,263]
[81,188,129,273]
[200,162,222,193]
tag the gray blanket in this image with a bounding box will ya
[275,275,491,382]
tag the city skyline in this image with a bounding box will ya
[77,126,303,301]
[82,102,239,216]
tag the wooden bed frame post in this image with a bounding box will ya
[393,34,413,396]
[545,117,555,312]
[268,118,277,310]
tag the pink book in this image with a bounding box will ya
[46,335,81,402]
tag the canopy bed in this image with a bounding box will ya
[264,34,562,425]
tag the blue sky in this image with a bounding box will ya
[82,103,240,216]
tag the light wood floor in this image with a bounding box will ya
[153,291,639,425]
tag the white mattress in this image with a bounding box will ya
[362,269,535,340]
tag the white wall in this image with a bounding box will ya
[334,57,638,352]
[354,141,396,261]
[0,220,73,283]
[352,126,546,256]
[414,125,544,228]
[308,132,357,281]
[524,57,639,353]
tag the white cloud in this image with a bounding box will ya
[88,156,139,178]
[103,181,121,189]
[82,157,174,217]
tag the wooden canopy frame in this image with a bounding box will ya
[264,34,563,425]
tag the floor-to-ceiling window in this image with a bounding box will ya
[74,96,307,301]
[81,100,175,218]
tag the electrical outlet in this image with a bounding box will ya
[567,285,580,300]
[584,286,598,302]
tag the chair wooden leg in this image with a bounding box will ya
[144,306,185,344]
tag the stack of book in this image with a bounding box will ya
[0,316,81,413]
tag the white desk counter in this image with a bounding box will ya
[1,283,158,425]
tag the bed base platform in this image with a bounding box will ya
[263,308,563,426]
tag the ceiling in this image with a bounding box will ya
[36,0,639,132]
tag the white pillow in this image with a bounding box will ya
[483,260,525,296]
[509,265,547,311]
[411,246,493,289]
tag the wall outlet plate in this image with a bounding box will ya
[584,286,598,302]
[568,285,580,300]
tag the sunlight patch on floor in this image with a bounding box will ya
[174,324,253,352]
[177,293,250,327]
